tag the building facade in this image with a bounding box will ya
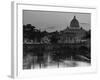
[58,16,87,43]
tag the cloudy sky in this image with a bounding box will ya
[23,10,91,32]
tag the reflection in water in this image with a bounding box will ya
[23,44,91,69]
[23,52,90,69]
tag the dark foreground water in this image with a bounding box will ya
[23,44,91,69]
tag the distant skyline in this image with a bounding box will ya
[23,10,91,32]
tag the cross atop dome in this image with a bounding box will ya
[74,16,76,19]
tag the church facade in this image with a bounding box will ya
[58,16,87,44]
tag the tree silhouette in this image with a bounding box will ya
[50,31,59,44]
[23,24,43,42]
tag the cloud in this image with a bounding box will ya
[46,26,56,30]
[45,26,57,32]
